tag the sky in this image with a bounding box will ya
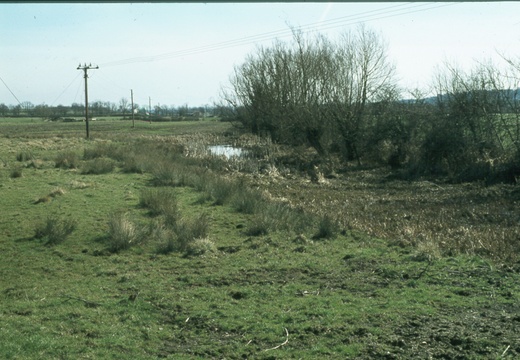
[1,2,520,109]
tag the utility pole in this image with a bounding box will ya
[130,89,135,128]
[148,97,152,124]
[77,63,99,139]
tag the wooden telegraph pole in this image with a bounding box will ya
[77,63,98,139]
[131,89,135,128]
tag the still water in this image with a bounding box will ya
[208,145,246,159]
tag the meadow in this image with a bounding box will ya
[1,117,520,359]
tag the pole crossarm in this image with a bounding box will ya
[77,63,99,139]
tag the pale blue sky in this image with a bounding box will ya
[1,2,519,108]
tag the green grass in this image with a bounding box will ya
[1,118,520,358]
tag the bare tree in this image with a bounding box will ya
[325,25,398,165]
[221,24,397,162]
[119,98,129,119]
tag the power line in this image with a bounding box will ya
[51,72,82,106]
[99,2,459,68]
[0,75,22,105]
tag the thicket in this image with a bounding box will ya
[220,26,520,183]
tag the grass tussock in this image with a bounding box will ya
[174,213,210,251]
[206,177,237,205]
[106,212,140,253]
[34,214,77,246]
[245,201,311,236]
[155,213,211,255]
[80,157,116,175]
[313,214,340,240]
[150,161,178,186]
[121,152,149,174]
[139,188,179,219]
[185,237,217,257]
[230,187,265,214]
[69,180,92,189]
[83,142,125,161]
[55,151,80,169]
[9,167,23,178]
[16,150,34,162]
[34,187,66,204]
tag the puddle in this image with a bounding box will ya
[208,145,247,159]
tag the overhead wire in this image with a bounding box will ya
[51,72,82,106]
[99,2,459,68]
[0,74,22,105]
[47,2,459,106]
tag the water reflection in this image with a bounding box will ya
[208,145,246,159]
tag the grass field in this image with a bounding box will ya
[1,117,520,359]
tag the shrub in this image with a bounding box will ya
[80,158,116,175]
[106,212,139,253]
[55,151,80,169]
[34,215,77,246]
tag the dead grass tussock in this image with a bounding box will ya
[107,212,140,252]
[185,237,218,257]
[69,180,93,189]
[34,187,67,204]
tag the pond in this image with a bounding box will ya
[208,145,247,159]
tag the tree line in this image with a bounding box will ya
[219,26,520,183]
[0,100,214,120]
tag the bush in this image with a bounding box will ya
[80,158,116,175]
[106,212,139,253]
[34,215,77,246]
[55,151,80,169]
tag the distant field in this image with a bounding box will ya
[1,119,520,358]
[0,116,232,138]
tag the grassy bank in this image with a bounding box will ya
[1,118,519,358]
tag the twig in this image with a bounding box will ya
[62,294,102,308]
[264,328,289,351]
[415,260,432,280]
[501,345,510,357]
